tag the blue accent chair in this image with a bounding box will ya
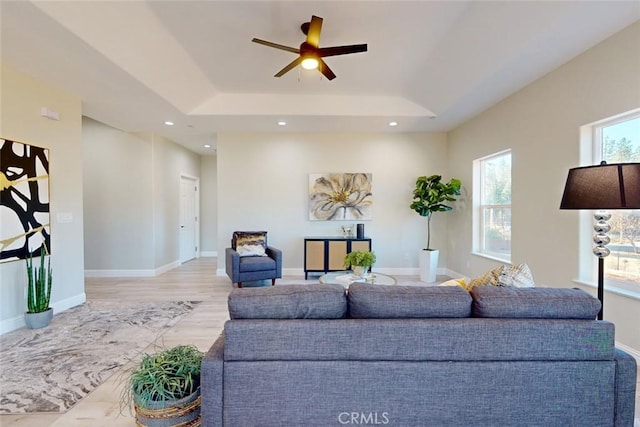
[225,246,282,288]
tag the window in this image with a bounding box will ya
[474,150,512,262]
[592,111,640,294]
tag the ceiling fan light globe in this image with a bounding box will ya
[301,57,319,70]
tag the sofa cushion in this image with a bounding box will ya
[222,318,615,362]
[348,283,472,318]
[232,231,267,257]
[238,256,275,273]
[228,284,347,319]
[471,286,601,319]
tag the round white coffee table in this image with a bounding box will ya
[319,271,397,287]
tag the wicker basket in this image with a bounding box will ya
[134,387,201,427]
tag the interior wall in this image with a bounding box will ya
[200,155,218,256]
[446,21,640,350]
[0,64,85,333]
[216,132,449,275]
[151,134,201,269]
[83,117,154,270]
[82,121,203,274]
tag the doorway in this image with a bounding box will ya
[179,175,199,263]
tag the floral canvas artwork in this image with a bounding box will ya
[309,173,372,221]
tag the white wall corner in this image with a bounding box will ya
[0,292,86,335]
[156,261,181,276]
[84,261,181,278]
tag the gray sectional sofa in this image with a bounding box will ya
[201,283,637,426]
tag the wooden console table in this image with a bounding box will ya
[304,236,372,279]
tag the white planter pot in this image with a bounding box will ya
[352,265,368,278]
[419,249,439,283]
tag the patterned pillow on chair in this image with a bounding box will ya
[232,231,268,257]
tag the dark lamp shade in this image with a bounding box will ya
[560,162,640,210]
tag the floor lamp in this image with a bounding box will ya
[560,161,640,320]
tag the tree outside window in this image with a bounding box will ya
[475,150,512,261]
[596,114,640,288]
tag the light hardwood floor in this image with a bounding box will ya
[1,257,638,426]
[1,257,231,427]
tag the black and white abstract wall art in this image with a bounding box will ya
[0,138,51,263]
[309,173,373,221]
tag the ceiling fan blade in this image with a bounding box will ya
[306,15,323,47]
[318,59,336,80]
[317,44,368,58]
[275,57,304,77]
[252,38,299,54]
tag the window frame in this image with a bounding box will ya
[585,110,640,297]
[473,149,512,263]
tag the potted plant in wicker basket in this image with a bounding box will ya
[122,344,204,427]
[25,246,53,329]
[344,250,376,278]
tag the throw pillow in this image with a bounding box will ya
[232,231,267,257]
[438,278,468,289]
[498,263,535,288]
[467,266,502,290]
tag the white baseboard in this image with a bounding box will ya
[0,292,86,335]
[444,268,467,280]
[85,260,181,278]
[616,342,640,361]
[156,261,181,276]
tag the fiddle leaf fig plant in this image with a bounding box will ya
[410,175,462,250]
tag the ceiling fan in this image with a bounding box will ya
[252,15,367,80]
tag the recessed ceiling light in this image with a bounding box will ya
[277,121,287,126]
[204,144,211,148]
[389,121,398,127]
[164,121,174,126]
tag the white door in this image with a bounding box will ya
[179,176,198,263]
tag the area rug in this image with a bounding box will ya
[0,300,200,414]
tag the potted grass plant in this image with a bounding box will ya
[410,174,461,283]
[344,250,376,277]
[25,246,53,329]
[122,344,204,426]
